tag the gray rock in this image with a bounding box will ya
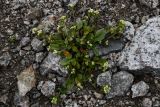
[27,8,43,20]
[131,81,149,98]
[14,92,29,107]
[22,46,31,51]
[123,21,135,41]
[93,92,103,99]
[0,94,8,104]
[139,0,159,8]
[17,66,36,96]
[35,52,45,63]
[31,102,40,107]
[69,0,78,6]
[20,37,30,47]
[119,17,160,75]
[142,98,152,107]
[97,71,112,86]
[37,15,56,33]
[37,81,55,96]
[0,52,11,66]
[65,100,78,107]
[89,39,124,57]
[31,38,44,52]
[39,52,68,76]
[106,71,134,99]
[153,100,160,107]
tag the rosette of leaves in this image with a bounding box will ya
[33,8,125,104]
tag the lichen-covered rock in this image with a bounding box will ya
[106,71,134,99]
[139,0,159,8]
[37,81,55,96]
[131,81,149,98]
[119,17,160,75]
[17,66,36,96]
[39,52,68,76]
[0,52,11,66]
[97,71,112,86]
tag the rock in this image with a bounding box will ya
[119,17,160,75]
[0,94,8,104]
[0,52,11,66]
[35,52,45,63]
[89,39,124,57]
[27,8,43,20]
[139,0,159,8]
[37,15,57,33]
[20,37,30,47]
[106,71,134,99]
[65,100,78,107]
[37,81,56,96]
[141,16,149,24]
[17,66,36,96]
[93,92,103,99]
[31,102,40,107]
[39,52,68,76]
[31,38,44,52]
[14,92,29,107]
[97,71,112,86]
[131,81,149,98]
[69,0,78,6]
[153,100,160,107]
[142,98,152,107]
[123,21,135,41]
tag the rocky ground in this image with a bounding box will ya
[0,0,160,107]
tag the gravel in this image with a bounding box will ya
[0,52,12,67]
[37,81,56,96]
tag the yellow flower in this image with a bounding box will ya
[77,81,83,89]
[60,16,66,20]
[103,85,111,94]
[68,3,74,8]
[37,30,43,36]
[94,10,99,15]
[32,28,38,34]
[88,8,94,13]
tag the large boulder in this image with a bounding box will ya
[119,17,160,75]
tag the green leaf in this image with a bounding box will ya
[93,47,99,56]
[76,74,83,81]
[94,28,107,42]
[60,57,72,66]
[49,43,61,50]
[72,46,78,52]
[76,20,83,30]
[65,77,74,91]
[83,26,92,36]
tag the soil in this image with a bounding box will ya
[0,0,160,107]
